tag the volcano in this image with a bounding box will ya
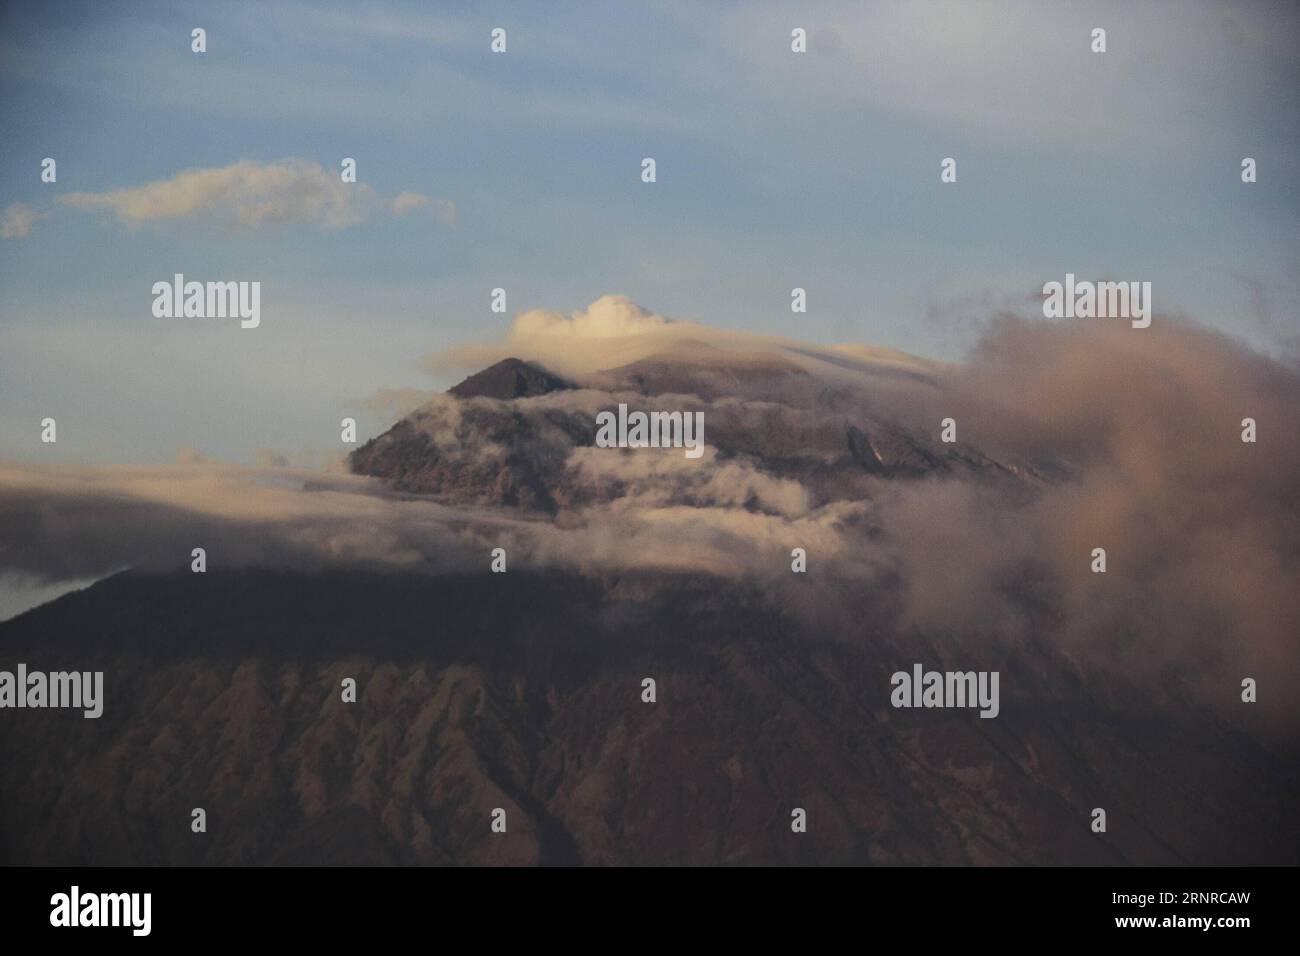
[2,349,1296,866]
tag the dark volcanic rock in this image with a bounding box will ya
[448,358,574,400]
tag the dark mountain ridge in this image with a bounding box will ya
[349,353,1045,510]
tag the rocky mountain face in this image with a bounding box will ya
[349,355,1044,513]
[1,568,1294,865]
[350,360,589,512]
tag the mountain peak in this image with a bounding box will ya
[448,358,574,400]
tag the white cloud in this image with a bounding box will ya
[53,159,452,233]
[514,295,675,340]
[429,294,942,385]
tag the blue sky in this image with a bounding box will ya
[2,0,1298,465]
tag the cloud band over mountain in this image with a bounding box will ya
[2,298,1296,725]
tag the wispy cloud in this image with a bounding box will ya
[426,294,943,383]
[1,202,46,239]
[0,159,455,238]
[391,190,454,223]
[710,0,1300,158]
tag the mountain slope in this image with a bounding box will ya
[6,349,1294,867]
[1,569,1295,866]
[349,353,1045,510]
